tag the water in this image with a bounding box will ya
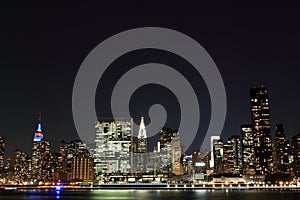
[0,190,299,200]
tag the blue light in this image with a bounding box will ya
[53,184,62,197]
[185,154,192,159]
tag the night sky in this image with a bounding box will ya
[1,2,300,157]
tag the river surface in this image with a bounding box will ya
[0,189,299,199]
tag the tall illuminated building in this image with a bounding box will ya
[224,135,242,174]
[274,124,291,174]
[138,117,147,153]
[171,132,183,175]
[230,135,242,174]
[250,86,273,175]
[152,127,178,174]
[0,136,4,172]
[31,114,50,182]
[223,143,234,173]
[209,136,220,168]
[241,125,255,175]
[159,127,177,148]
[135,117,148,174]
[292,132,300,177]
[213,139,223,173]
[8,150,29,184]
[94,118,133,175]
[71,154,94,181]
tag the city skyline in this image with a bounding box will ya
[0,85,299,157]
[0,85,299,160]
[1,3,300,200]
[1,4,300,157]
[0,85,300,186]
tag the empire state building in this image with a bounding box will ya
[31,114,50,182]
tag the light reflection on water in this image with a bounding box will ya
[0,190,299,200]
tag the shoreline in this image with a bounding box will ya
[1,185,299,191]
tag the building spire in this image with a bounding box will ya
[33,113,44,141]
[138,117,147,138]
[138,117,147,153]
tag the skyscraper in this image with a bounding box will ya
[137,117,147,153]
[291,132,300,177]
[250,86,273,175]
[159,127,177,148]
[8,150,29,184]
[171,132,183,175]
[241,125,255,175]
[0,136,4,172]
[153,127,179,174]
[223,143,234,174]
[213,139,223,173]
[274,124,291,174]
[31,114,50,182]
[94,118,133,175]
[209,136,220,168]
[229,135,242,174]
[71,154,94,182]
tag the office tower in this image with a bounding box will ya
[292,132,300,177]
[135,117,147,174]
[223,143,234,174]
[250,86,273,175]
[52,152,66,182]
[64,140,89,179]
[26,158,32,181]
[53,140,68,181]
[155,129,181,174]
[213,139,223,173]
[160,142,173,174]
[31,114,51,182]
[229,135,242,174]
[0,136,4,172]
[71,154,94,181]
[53,140,88,182]
[274,124,291,174]
[241,125,255,175]
[138,117,147,153]
[171,132,183,175]
[203,152,211,175]
[159,127,177,148]
[94,118,133,175]
[222,136,242,174]
[210,136,220,168]
[192,149,206,180]
[59,140,67,156]
[66,141,87,168]
[8,150,29,184]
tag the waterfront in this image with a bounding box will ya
[0,190,299,200]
